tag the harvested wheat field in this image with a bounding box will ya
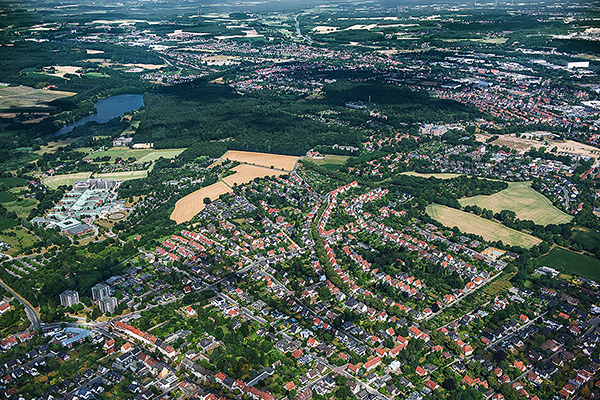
[223,164,285,186]
[427,204,541,248]
[171,181,232,224]
[223,150,299,171]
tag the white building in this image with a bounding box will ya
[99,297,118,314]
[59,290,80,308]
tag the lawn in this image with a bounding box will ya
[572,228,600,253]
[459,181,572,226]
[0,227,38,255]
[44,172,92,189]
[426,204,541,248]
[537,247,600,281]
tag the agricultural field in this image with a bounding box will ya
[0,85,76,112]
[136,148,187,163]
[459,181,572,226]
[401,172,464,179]
[95,170,148,181]
[0,177,28,188]
[537,247,600,281]
[222,164,286,186]
[171,181,232,224]
[572,227,600,253]
[43,172,92,189]
[222,150,299,171]
[0,192,16,203]
[479,132,600,161]
[311,155,349,171]
[426,204,542,248]
[86,148,153,162]
[0,216,17,231]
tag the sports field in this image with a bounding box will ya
[401,172,464,179]
[44,172,92,189]
[222,164,285,186]
[95,170,148,181]
[171,181,232,224]
[223,150,299,171]
[537,247,600,281]
[459,181,572,226]
[426,204,541,248]
[0,85,76,111]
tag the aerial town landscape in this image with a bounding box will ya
[1,0,600,399]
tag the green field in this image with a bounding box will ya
[95,170,148,181]
[86,147,186,163]
[86,148,153,162]
[427,204,541,248]
[136,148,187,163]
[537,247,600,281]
[572,228,600,253]
[0,216,17,231]
[0,177,28,188]
[0,192,16,203]
[459,181,571,226]
[44,172,92,189]
[0,85,76,112]
[312,155,349,171]
[401,171,464,179]
[3,198,38,218]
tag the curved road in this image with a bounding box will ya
[0,277,41,329]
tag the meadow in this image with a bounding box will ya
[537,247,600,281]
[44,172,92,189]
[311,155,349,171]
[95,170,148,181]
[459,181,572,226]
[0,85,76,112]
[401,172,464,180]
[427,204,541,248]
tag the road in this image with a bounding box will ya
[0,277,40,329]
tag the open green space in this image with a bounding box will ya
[136,148,187,163]
[86,148,153,162]
[401,171,464,180]
[459,181,572,226]
[572,228,600,253]
[95,170,148,181]
[426,204,541,248]
[43,172,92,189]
[0,216,18,231]
[483,272,516,296]
[0,191,16,203]
[537,247,600,281]
[0,177,28,188]
[3,197,38,218]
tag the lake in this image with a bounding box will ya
[54,94,144,136]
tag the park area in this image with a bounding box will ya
[537,247,600,281]
[222,150,299,171]
[0,85,76,112]
[426,204,541,248]
[459,181,572,226]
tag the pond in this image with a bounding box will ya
[54,94,144,136]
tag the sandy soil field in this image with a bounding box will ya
[171,181,232,224]
[223,150,299,171]
[222,164,286,186]
[477,133,600,164]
